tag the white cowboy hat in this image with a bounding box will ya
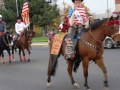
[0,15,2,18]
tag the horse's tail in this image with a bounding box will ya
[73,54,81,73]
[47,55,58,76]
[47,41,58,76]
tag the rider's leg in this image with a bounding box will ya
[76,20,89,39]
[65,26,77,59]
[13,34,19,47]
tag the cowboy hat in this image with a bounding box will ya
[0,15,2,18]
[72,0,83,3]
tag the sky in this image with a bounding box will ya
[56,0,116,14]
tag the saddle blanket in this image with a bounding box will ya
[51,32,66,55]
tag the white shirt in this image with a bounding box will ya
[15,22,29,34]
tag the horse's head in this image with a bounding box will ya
[3,32,13,46]
[105,15,119,36]
[18,29,33,45]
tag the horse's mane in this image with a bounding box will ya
[90,18,108,30]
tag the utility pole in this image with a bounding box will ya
[107,0,109,17]
[63,0,65,11]
[16,0,19,16]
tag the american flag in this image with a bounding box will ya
[21,0,29,25]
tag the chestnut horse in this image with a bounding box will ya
[47,16,119,90]
[12,30,33,62]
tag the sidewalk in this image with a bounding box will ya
[31,42,49,46]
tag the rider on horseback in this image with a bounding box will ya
[65,0,93,59]
[0,14,7,36]
[13,16,30,47]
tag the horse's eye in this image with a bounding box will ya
[110,26,114,30]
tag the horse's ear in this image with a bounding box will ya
[116,15,119,20]
[109,15,113,21]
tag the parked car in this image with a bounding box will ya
[104,36,116,49]
[104,35,120,49]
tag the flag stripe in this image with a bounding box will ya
[21,1,29,25]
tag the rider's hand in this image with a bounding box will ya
[89,16,93,20]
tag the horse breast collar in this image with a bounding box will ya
[79,19,120,50]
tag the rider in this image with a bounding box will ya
[47,29,55,45]
[0,14,6,36]
[13,16,29,47]
[65,0,92,59]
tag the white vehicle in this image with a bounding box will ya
[104,36,116,49]
[104,11,120,49]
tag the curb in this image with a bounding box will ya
[31,43,49,46]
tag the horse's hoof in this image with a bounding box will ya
[87,89,92,90]
[104,87,109,90]
[12,59,15,61]
[2,62,5,64]
[73,83,80,89]
[47,82,52,88]
[85,86,92,90]
[9,61,11,63]
[28,59,30,62]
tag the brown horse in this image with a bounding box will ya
[47,16,119,90]
[12,30,33,62]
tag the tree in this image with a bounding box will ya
[0,0,60,35]
[0,0,23,29]
[29,0,59,35]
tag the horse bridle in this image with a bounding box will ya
[89,29,103,44]
[2,34,11,47]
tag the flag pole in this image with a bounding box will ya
[16,0,19,16]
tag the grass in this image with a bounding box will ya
[32,36,48,42]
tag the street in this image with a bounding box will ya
[0,46,120,90]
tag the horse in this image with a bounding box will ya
[0,32,13,64]
[47,16,119,90]
[12,29,33,62]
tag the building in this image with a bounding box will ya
[94,0,120,19]
[115,0,120,11]
[113,0,120,15]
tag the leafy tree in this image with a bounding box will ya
[29,0,59,35]
[0,0,60,35]
[0,0,23,29]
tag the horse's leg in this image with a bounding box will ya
[82,58,91,90]
[67,61,80,88]
[95,58,109,90]
[21,48,26,62]
[6,48,12,63]
[26,47,31,62]
[12,46,15,61]
[19,48,22,62]
[0,51,5,64]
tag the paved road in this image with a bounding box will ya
[0,46,120,90]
